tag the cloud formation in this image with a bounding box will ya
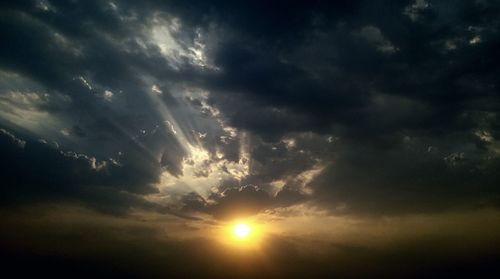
[0,0,499,219]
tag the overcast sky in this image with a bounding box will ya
[1,0,500,278]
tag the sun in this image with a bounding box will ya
[233,223,251,239]
[221,221,263,249]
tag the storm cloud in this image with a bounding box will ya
[1,0,499,217]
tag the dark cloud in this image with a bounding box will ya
[207,185,272,218]
[0,0,500,218]
[181,184,307,219]
[0,128,161,214]
[201,0,500,140]
[187,0,500,215]
[311,138,500,215]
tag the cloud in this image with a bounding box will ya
[357,25,398,54]
[180,184,309,219]
[310,138,500,215]
[403,0,431,22]
[0,128,163,214]
[0,0,499,220]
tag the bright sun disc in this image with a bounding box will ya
[234,223,251,238]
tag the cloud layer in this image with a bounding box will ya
[1,0,500,218]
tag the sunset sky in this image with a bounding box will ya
[1,1,500,278]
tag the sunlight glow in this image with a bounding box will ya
[217,220,265,250]
[234,223,251,239]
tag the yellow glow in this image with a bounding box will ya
[218,220,265,250]
[234,223,251,238]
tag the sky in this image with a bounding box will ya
[1,0,500,278]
